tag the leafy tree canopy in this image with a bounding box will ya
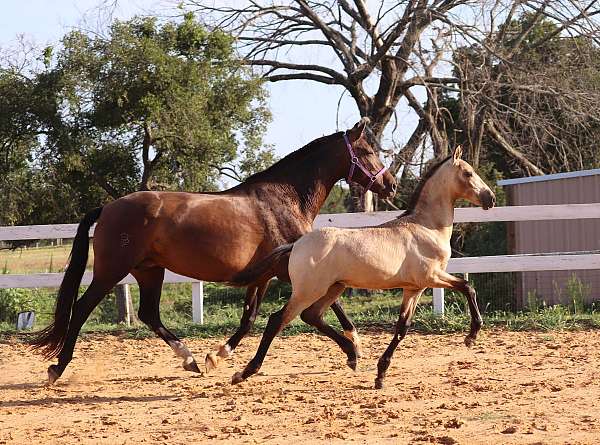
[0,13,272,225]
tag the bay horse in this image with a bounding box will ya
[229,146,495,389]
[31,120,397,384]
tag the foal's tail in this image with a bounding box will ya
[229,243,294,287]
[30,207,103,359]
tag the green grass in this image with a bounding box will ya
[1,285,599,343]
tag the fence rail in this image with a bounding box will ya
[4,203,600,242]
[2,203,600,319]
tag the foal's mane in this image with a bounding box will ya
[402,154,452,216]
[241,131,343,185]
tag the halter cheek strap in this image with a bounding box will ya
[343,132,387,192]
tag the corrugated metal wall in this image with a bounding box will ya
[507,175,600,307]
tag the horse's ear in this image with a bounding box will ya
[347,117,369,143]
[453,145,463,164]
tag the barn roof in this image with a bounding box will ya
[497,168,600,186]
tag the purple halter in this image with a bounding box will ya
[344,132,387,191]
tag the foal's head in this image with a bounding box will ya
[444,146,496,210]
[343,120,397,199]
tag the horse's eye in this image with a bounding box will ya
[464,171,473,178]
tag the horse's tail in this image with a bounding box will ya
[229,243,294,287]
[30,207,103,359]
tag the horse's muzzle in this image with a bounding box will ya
[380,180,397,199]
[480,190,496,210]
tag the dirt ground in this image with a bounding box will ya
[1,329,599,444]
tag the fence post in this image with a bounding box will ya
[192,281,204,324]
[433,288,445,315]
[115,283,132,326]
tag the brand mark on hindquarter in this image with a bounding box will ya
[120,232,130,247]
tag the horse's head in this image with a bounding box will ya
[344,120,397,199]
[447,146,496,210]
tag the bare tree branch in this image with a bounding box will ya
[181,0,600,207]
[486,120,545,176]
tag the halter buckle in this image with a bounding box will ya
[344,132,386,192]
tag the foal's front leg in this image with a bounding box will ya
[375,288,424,389]
[433,270,483,347]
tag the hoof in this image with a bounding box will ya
[344,330,363,358]
[217,344,232,359]
[47,365,60,385]
[464,335,476,348]
[374,378,384,390]
[346,359,357,371]
[231,371,245,385]
[355,344,363,359]
[182,357,201,373]
[205,352,221,373]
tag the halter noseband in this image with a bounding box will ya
[343,132,387,191]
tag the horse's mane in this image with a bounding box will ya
[402,154,452,215]
[241,131,343,184]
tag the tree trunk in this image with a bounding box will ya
[348,184,374,213]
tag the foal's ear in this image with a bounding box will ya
[347,117,369,143]
[453,145,463,164]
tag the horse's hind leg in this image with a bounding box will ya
[206,280,270,372]
[301,283,358,370]
[133,267,201,373]
[330,298,362,358]
[375,288,424,389]
[47,279,115,384]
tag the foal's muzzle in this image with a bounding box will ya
[480,190,496,210]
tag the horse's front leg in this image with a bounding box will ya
[375,288,424,389]
[433,270,482,347]
[206,281,269,372]
[330,298,362,358]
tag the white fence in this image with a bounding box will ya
[2,203,600,319]
[0,224,206,323]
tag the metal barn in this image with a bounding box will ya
[498,169,600,307]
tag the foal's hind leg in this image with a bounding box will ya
[231,288,316,384]
[301,284,358,370]
[330,298,362,358]
[47,279,115,384]
[375,288,424,389]
[133,267,201,373]
[205,281,269,372]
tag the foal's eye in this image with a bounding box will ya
[464,171,473,178]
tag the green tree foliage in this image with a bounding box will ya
[319,184,349,214]
[0,14,272,225]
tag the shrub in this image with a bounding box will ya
[0,288,43,322]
